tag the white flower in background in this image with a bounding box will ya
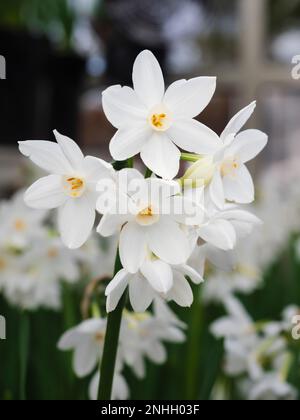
[23,236,81,284]
[184,102,268,207]
[77,234,118,279]
[246,373,297,400]
[97,170,203,273]
[0,190,47,249]
[58,318,107,377]
[3,270,61,311]
[119,303,186,378]
[105,256,203,313]
[89,371,129,401]
[19,130,114,249]
[102,49,218,179]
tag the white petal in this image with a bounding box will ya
[109,124,151,161]
[132,50,165,108]
[164,77,216,118]
[148,218,190,265]
[18,140,72,174]
[223,164,254,204]
[83,156,114,183]
[209,169,225,209]
[24,175,66,209]
[227,129,268,163]
[73,340,98,377]
[177,264,204,284]
[140,259,173,293]
[97,213,128,237]
[58,194,95,249]
[57,327,81,350]
[102,85,148,129]
[145,341,167,364]
[53,130,84,171]
[106,269,130,312]
[168,272,193,307]
[129,273,154,312]
[119,222,147,273]
[140,132,180,180]
[198,219,236,250]
[89,373,99,401]
[221,101,256,141]
[168,118,220,154]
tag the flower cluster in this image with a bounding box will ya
[0,190,117,310]
[18,50,267,313]
[58,298,185,400]
[211,297,299,400]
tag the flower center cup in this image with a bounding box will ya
[0,257,6,271]
[136,205,160,226]
[63,176,86,198]
[148,105,172,132]
[14,218,27,232]
[221,157,240,178]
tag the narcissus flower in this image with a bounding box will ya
[102,49,218,179]
[183,102,268,207]
[19,130,114,248]
[97,169,203,273]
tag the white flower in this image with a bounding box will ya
[89,371,129,401]
[97,170,202,273]
[105,256,203,313]
[119,306,186,378]
[0,190,48,249]
[58,318,107,377]
[246,373,297,400]
[102,49,218,179]
[184,102,268,207]
[19,130,114,249]
[23,236,81,284]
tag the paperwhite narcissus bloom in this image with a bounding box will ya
[58,318,107,377]
[246,373,297,401]
[119,302,186,378]
[105,256,203,313]
[102,49,218,180]
[0,190,48,249]
[19,130,114,249]
[184,102,268,207]
[97,170,203,273]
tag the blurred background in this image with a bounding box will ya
[1,0,300,400]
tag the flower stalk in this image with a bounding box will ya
[19,311,30,400]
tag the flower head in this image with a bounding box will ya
[102,50,218,180]
[19,130,114,248]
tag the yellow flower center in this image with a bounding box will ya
[221,157,240,178]
[63,176,86,198]
[0,257,6,271]
[14,218,27,232]
[136,205,160,226]
[95,332,104,343]
[47,247,59,258]
[148,105,172,131]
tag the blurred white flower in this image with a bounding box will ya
[102,49,217,179]
[19,130,114,249]
[0,190,48,249]
[58,318,107,377]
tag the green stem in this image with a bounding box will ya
[144,168,153,178]
[98,250,127,400]
[19,311,30,401]
[181,153,201,163]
